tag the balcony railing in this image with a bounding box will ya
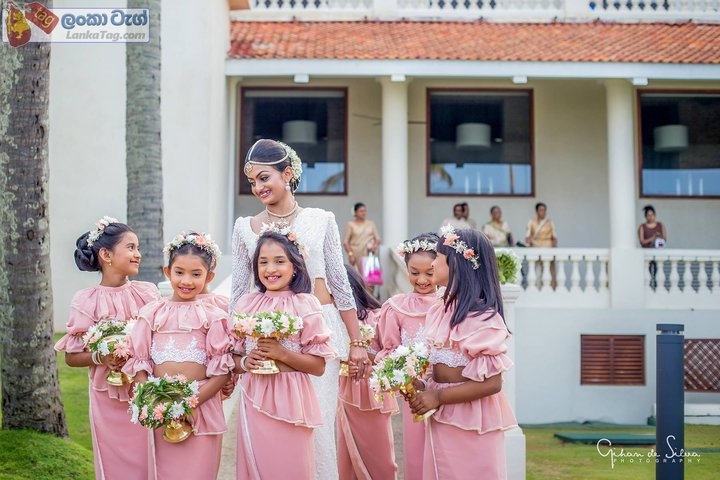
[644,249,720,310]
[235,0,720,21]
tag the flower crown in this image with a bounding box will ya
[243,140,303,183]
[259,222,307,255]
[163,232,222,266]
[396,239,437,257]
[439,224,480,270]
[87,216,119,246]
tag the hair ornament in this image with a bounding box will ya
[259,222,307,256]
[439,224,480,270]
[87,216,119,246]
[163,232,222,265]
[243,140,303,183]
[396,238,437,258]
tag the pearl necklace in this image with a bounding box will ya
[265,201,299,226]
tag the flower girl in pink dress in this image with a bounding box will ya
[123,232,233,480]
[409,227,517,480]
[337,265,399,480]
[55,218,161,479]
[232,228,337,480]
[376,233,439,480]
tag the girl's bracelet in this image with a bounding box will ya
[418,378,429,390]
[349,340,367,349]
[239,355,250,372]
[91,351,102,365]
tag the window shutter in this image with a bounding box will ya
[581,335,645,386]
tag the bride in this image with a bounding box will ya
[230,139,370,480]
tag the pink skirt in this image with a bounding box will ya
[422,418,506,480]
[152,427,222,480]
[88,386,152,480]
[400,399,426,480]
[337,400,397,480]
[236,389,315,480]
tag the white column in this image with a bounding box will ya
[605,80,644,308]
[379,77,409,247]
[502,284,526,480]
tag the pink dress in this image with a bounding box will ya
[376,292,436,480]
[232,291,337,480]
[198,292,229,312]
[123,299,234,480]
[337,309,399,480]
[422,303,518,480]
[54,281,161,480]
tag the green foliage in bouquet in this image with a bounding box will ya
[129,375,199,429]
[369,343,430,395]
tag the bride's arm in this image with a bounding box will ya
[323,212,370,377]
[230,218,253,313]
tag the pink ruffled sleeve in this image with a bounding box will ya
[300,310,337,360]
[122,316,154,377]
[374,302,401,362]
[54,293,95,353]
[458,318,514,383]
[206,317,235,376]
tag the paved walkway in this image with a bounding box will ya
[217,393,407,480]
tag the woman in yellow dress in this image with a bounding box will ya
[343,202,381,271]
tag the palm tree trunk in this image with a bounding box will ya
[126,0,164,284]
[0,10,68,435]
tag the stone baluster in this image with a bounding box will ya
[556,255,567,292]
[669,258,680,294]
[697,259,708,294]
[569,258,581,293]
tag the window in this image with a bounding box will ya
[427,89,533,196]
[639,91,720,198]
[239,88,347,195]
[581,335,645,386]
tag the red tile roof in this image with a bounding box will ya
[229,21,720,64]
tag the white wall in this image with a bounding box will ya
[515,307,720,424]
[49,0,229,330]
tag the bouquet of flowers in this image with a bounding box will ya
[129,374,199,443]
[232,311,304,374]
[340,322,377,377]
[369,342,435,422]
[495,248,521,285]
[83,319,133,386]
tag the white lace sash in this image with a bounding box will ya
[429,346,469,368]
[151,336,207,366]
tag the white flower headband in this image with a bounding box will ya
[439,224,480,270]
[163,232,222,267]
[396,239,437,258]
[87,216,119,246]
[259,222,307,256]
[243,140,303,183]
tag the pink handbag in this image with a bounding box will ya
[361,252,383,286]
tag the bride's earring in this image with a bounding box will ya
[285,182,291,192]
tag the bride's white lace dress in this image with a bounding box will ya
[231,208,356,480]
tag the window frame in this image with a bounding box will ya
[425,87,536,198]
[636,88,720,200]
[238,86,349,197]
[580,334,646,386]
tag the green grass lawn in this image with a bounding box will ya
[524,422,720,479]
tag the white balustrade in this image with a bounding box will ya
[644,249,720,310]
[233,0,720,22]
[512,248,610,308]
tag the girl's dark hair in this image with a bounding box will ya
[167,234,215,272]
[253,232,311,294]
[353,202,366,213]
[404,232,440,266]
[74,222,134,272]
[643,205,656,216]
[437,229,506,329]
[245,139,299,192]
[344,264,381,321]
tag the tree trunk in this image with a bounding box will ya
[127,0,164,284]
[0,3,68,435]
